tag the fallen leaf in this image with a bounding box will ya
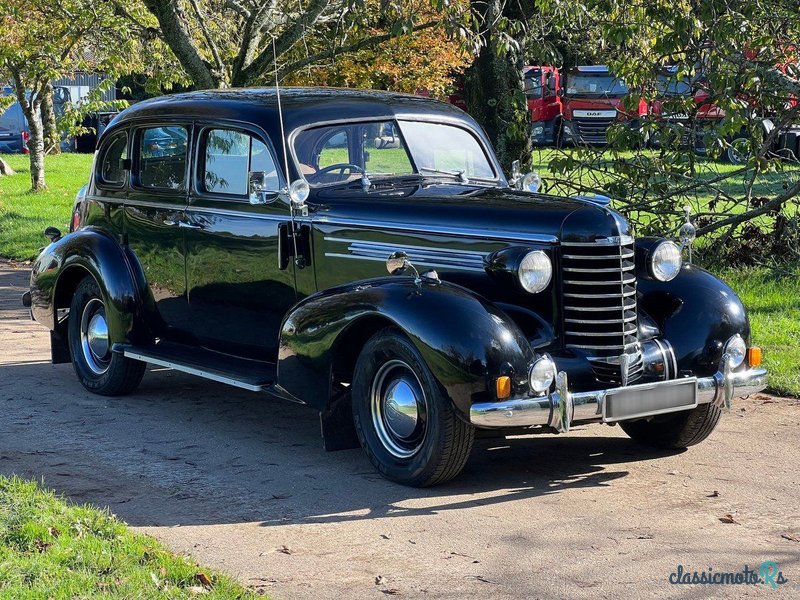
[472,575,497,584]
[195,572,213,588]
[707,490,720,498]
[719,513,738,524]
[636,534,654,540]
[781,533,799,542]
[380,534,390,540]
[667,470,678,476]
[381,589,400,595]
[48,526,60,537]
[270,494,291,500]
[375,575,385,585]
[408,540,416,545]
[159,567,167,577]
[276,545,293,555]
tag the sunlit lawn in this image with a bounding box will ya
[1,151,797,395]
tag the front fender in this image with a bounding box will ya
[637,264,750,376]
[277,277,536,416]
[30,227,151,345]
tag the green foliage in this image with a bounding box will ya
[0,475,257,598]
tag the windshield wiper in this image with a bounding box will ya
[419,167,470,184]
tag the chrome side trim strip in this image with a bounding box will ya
[316,217,559,244]
[325,237,488,272]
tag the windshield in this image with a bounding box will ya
[565,73,628,96]
[292,119,496,186]
[656,75,692,96]
[524,70,543,98]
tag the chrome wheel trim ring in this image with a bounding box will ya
[80,298,110,375]
[370,359,428,459]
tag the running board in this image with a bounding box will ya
[120,342,276,392]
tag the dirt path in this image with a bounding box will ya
[1,261,798,598]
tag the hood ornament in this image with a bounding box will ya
[679,205,697,264]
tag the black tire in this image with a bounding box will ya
[68,276,146,396]
[620,403,722,449]
[352,329,474,486]
[725,136,750,164]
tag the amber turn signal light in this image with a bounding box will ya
[496,376,511,399]
[747,347,762,367]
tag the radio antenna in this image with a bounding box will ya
[273,36,291,187]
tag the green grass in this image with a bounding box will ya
[721,269,800,397]
[1,152,797,396]
[0,153,89,260]
[0,475,257,598]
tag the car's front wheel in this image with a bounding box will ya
[620,403,722,449]
[352,329,474,486]
[68,276,146,396]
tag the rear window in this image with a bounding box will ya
[138,126,188,191]
[98,132,128,186]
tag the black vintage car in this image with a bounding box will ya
[25,88,767,486]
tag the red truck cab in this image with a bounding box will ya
[523,66,562,145]
[560,65,646,145]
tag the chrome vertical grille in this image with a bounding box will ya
[561,236,644,385]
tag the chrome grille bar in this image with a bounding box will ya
[561,238,642,385]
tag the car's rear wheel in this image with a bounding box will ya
[620,403,722,449]
[352,329,474,486]
[68,276,146,396]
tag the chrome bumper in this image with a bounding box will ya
[470,358,768,431]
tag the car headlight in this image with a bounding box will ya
[650,240,682,282]
[518,250,552,293]
[529,356,556,393]
[724,334,746,369]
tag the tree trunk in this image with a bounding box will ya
[465,1,532,174]
[26,109,47,190]
[42,82,61,155]
[0,157,15,176]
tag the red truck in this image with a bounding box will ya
[649,68,725,153]
[559,65,647,146]
[523,66,562,145]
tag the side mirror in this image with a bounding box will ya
[44,226,62,242]
[249,171,279,205]
[386,251,410,275]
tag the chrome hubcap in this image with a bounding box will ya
[80,298,110,375]
[370,359,427,459]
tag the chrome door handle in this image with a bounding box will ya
[178,221,204,230]
[163,218,179,226]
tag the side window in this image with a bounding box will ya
[98,132,128,186]
[138,126,188,191]
[203,128,279,197]
[364,122,413,174]
[317,130,348,170]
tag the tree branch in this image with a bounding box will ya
[187,0,226,80]
[279,21,439,79]
[141,0,218,88]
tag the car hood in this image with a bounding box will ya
[310,183,631,244]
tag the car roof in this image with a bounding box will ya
[113,87,475,132]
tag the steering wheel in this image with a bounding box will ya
[308,163,365,183]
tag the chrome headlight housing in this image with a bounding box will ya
[529,356,556,393]
[650,240,682,282]
[724,334,747,369]
[518,250,552,293]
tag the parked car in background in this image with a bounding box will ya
[560,66,647,145]
[25,88,767,486]
[523,66,562,145]
[0,87,29,154]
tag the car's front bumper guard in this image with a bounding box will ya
[470,354,768,431]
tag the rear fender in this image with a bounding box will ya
[30,227,153,350]
[277,277,536,417]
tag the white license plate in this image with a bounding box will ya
[603,378,698,422]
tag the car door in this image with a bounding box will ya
[184,124,295,361]
[125,122,193,339]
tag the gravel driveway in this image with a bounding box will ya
[1,260,798,598]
